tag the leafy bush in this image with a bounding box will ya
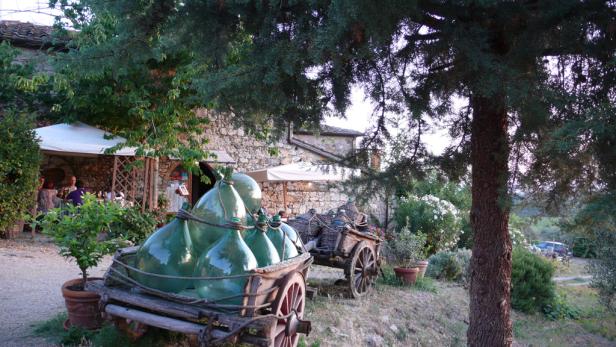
[589,229,616,311]
[425,249,471,283]
[111,206,158,244]
[571,237,596,258]
[41,194,126,286]
[0,113,41,236]
[543,293,581,320]
[385,227,427,267]
[511,248,555,314]
[394,195,463,255]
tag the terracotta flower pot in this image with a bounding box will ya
[61,277,103,330]
[393,267,420,285]
[414,260,429,278]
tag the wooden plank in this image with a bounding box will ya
[142,157,149,213]
[111,156,118,194]
[106,304,204,335]
[87,280,275,333]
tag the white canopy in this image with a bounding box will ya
[35,122,137,156]
[34,122,235,163]
[246,162,359,182]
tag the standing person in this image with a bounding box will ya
[37,180,59,213]
[66,180,86,206]
[60,175,77,200]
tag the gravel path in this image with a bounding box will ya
[0,239,111,347]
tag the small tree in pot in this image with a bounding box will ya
[386,227,427,285]
[41,193,125,329]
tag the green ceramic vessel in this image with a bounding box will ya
[231,173,262,214]
[190,179,247,253]
[132,218,196,293]
[266,215,299,260]
[243,215,281,267]
[193,217,258,305]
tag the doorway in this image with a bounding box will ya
[190,162,217,205]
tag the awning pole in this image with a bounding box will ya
[283,181,288,212]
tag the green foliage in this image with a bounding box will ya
[0,43,43,236]
[425,249,471,284]
[589,229,616,312]
[385,227,427,267]
[511,248,555,314]
[508,214,530,247]
[33,312,186,346]
[41,194,125,285]
[0,113,41,235]
[111,206,158,244]
[394,195,463,255]
[543,293,581,321]
[571,237,596,258]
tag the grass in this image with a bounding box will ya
[32,312,189,347]
[377,265,438,293]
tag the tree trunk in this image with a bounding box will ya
[467,94,513,346]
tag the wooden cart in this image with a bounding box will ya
[290,212,382,299]
[88,246,313,347]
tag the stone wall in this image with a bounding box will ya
[40,154,114,192]
[153,110,387,223]
[293,133,355,156]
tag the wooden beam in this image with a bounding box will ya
[111,156,118,194]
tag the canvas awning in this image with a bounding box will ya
[34,122,234,163]
[246,162,359,182]
[35,122,137,156]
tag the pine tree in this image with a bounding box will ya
[51,1,616,345]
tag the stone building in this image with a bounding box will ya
[2,21,386,223]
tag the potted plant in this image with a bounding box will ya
[41,193,124,329]
[386,227,427,285]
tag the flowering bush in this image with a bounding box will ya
[394,194,463,255]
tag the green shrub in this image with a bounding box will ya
[385,227,427,267]
[511,247,555,313]
[425,249,471,283]
[543,293,581,320]
[394,195,463,255]
[112,205,158,244]
[0,113,41,236]
[572,237,596,258]
[589,229,616,311]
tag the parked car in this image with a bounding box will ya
[534,241,570,256]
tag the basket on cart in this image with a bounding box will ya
[88,245,313,347]
[288,203,382,299]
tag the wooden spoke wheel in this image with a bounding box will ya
[347,241,377,298]
[272,272,307,347]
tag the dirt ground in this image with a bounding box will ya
[0,238,111,347]
[1,239,614,347]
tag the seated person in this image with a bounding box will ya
[59,175,77,199]
[37,180,59,213]
[66,180,86,206]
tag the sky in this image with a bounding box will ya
[1,0,451,154]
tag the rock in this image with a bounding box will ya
[389,324,399,333]
[365,335,384,347]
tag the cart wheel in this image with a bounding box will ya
[348,241,377,298]
[272,272,306,347]
[112,316,148,340]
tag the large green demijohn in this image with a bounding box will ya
[243,214,281,267]
[190,178,247,252]
[193,217,258,305]
[280,222,304,252]
[231,173,262,214]
[267,215,299,260]
[132,217,196,293]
